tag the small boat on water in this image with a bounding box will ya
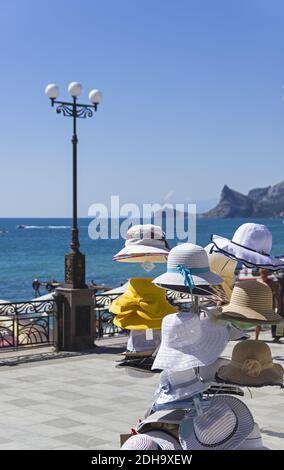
[16,224,27,229]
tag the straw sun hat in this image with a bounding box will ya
[113,224,169,263]
[179,395,254,450]
[110,278,177,330]
[217,280,282,325]
[211,223,284,269]
[216,340,284,387]
[153,243,223,293]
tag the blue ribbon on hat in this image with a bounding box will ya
[168,265,208,293]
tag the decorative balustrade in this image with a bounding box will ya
[0,299,57,350]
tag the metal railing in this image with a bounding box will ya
[0,299,57,351]
[94,293,125,338]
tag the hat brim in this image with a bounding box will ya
[155,380,210,404]
[113,245,169,263]
[157,283,214,296]
[216,314,276,326]
[137,409,186,432]
[219,305,282,325]
[211,235,284,270]
[179,395,254,450]
[153,270,223,287]
[216,362,284,387]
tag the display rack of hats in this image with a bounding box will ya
[120,223,284,451]
[111,225,172,359]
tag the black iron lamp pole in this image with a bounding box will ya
[45,82,102,289]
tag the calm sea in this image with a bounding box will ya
[0,217,283,301]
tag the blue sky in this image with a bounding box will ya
[0,0,284,216]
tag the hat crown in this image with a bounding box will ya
[160,368,197,390]
[161,311,196,348]
[167,243,209,270]
[124,224,169,250]
[127,277,165,299]
[232,223,272,255]
[126,224,165,240]
[230,280,272,312]
[232,340,272,366]
[194,401,237,446]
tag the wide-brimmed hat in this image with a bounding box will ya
[217,280,282,325]
[236,423,270,450]
[153,243,223,292]
[154,369,210,404]
[110,278,177,330]
[211,223,284,270]
[113,224,169,263]
[121,430,181,450]
[179,395,254,450]
[216,340,284,387]
[137,409,185,433]
[152,311,230,371]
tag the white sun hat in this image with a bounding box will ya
[179,395,254,450]
[113,224,170,263]
[121,431,181,450]
[153,243,223,290]
[154,369,210,404]
[121,434,158,450]
[236,423,270,450]
[211,223,284,269]
[152,311,230,371]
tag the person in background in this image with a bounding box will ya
[258,269,280,341]
[271,272,284,342]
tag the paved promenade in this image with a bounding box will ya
[0,332,283,450]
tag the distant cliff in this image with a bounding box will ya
[203,181,284,218]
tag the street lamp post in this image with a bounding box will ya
[45,82,102,289]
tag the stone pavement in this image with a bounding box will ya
[0,332,283,450]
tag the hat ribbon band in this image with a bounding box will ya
[231,359,273,370]
[167,266,208,293]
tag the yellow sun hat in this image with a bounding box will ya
[205,244,237,301]
[110,278,177,330]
